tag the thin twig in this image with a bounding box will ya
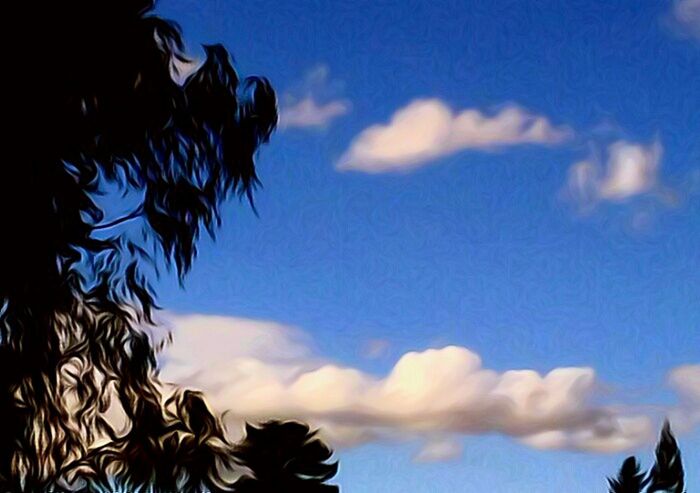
[91,204,145,231]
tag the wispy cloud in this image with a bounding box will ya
[562,139,670,213]
[413,438,463,463]
[362,338,391,360]
[668,364,700,433]
[337,99,572,173]
[667,0,700,39]
[157,314,698,461]
[280,98,350,129]
[279,65,350,129]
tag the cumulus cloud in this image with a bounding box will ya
[336,99,572,173]
[668,0,700,39]
[159,314,661,459]
[563,139,664,211]
[279,65,350,129]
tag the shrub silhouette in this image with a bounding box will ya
[608,420,685,493]
[2,1,276,491]
[646,421,685,493]
[233,421,340,493]
[608,457,648,493]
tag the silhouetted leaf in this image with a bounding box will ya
[608,456,647,493]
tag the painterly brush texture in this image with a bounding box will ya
[1,1,279,491]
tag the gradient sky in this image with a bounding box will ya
[144,1,700,491]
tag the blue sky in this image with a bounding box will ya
[149,1,699,491]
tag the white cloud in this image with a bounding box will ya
[669,0,700,38]
[279,65,350,129]
[159,314,660,460]
[520,416,654,453]
[337,99,572,173]
[599,141,663,200]
[563,139,664,211]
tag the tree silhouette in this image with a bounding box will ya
[646,421,685,493]
[607,420,685,493]
[2,1,276,491]
[233,421,340,493]
[608,457,648,493]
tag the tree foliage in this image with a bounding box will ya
[1,1,277,491]
[233,421,340,493]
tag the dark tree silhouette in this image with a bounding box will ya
[646,421,685,493]
[607,420,686,493]
[2,1,276,491]
[233,421,340,493]
[608,457,648,493]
